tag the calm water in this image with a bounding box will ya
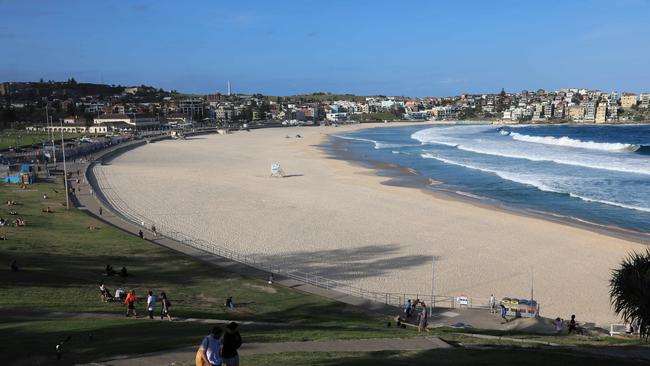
[334,123,650,235]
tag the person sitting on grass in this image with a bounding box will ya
[99,282,113,302]
[124,290,137,317]
[42,206,52,213]
[0,218,6,226]
[105,264,116,276]
[14,217,25,226]
[225,296,235,309]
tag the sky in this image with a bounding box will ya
[1,0,650,96]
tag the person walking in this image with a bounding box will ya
[196,326,223,366]
[98,207,103,216]
[221,322,242,366]
[124,290,137,318]
[404,299,413,319]
[147,291,157,319]
[417,302,428,332]
[138,230,144,239]
[160,291,172,321]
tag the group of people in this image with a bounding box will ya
[197,323,242,366]
[403,299,429,332]
[554,315,578,334]
[98,284,173,321]
[105,264,128,277]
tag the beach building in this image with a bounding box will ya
[621,93,638,108]
[93,113,160,129]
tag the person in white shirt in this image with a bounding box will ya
[115,287,125,300]
[147,291,157,319]
[489,294,495,313]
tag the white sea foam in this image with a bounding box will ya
[508,132,640,152]
[334,135,416,150]
[412,126,650,176]
[421,153,650,213]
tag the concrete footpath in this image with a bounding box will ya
[85,337,450,366]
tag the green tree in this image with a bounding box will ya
[610,249,650,342]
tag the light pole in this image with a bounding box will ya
[59,119,69,210]
[430,256,435,316]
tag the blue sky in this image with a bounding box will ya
[1,0,649,96]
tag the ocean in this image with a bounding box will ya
[333,123,650,237]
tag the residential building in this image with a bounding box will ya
[639,93,650,109]
[621,93,638,108]
[568,105,584,121]
[595,103,607,123]
[179,99,205,117]
[583,102,596,122]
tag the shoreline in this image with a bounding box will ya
[321,130,650,244]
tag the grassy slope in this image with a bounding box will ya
[0,182,407,364]
[243,349,647,366]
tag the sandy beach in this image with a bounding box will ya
[94,123,646,326]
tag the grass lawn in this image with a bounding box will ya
[242,349,648,366]
[0,130,83,150]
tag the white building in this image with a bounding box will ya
[93,113,159,129]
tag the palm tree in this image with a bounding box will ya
[610,249,650,342]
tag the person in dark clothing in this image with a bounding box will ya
[120,266,128,277]
[221,322,242,366]
[568,314,577,334]
[10,260,18,272]
[160,291,172,321]
[138,230,144,239]
[99,207,103,216]
[106,264,116,276]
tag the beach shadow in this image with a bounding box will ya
[252,244,433,282]
[282,174,304,178]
